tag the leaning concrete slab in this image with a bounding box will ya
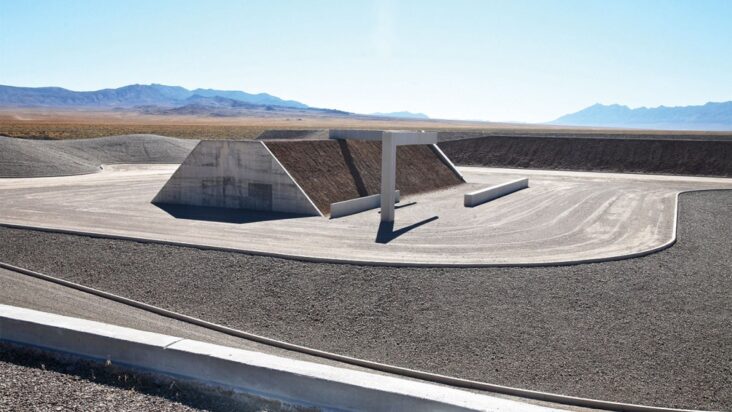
[465,178,529,207]
[330,190,400,219]
[152,140,321,216]
[0,304,560,412]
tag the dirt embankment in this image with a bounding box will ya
[265,140,464,214]
[438,135,732,176]
[0,134,198,178]
[255,129,328,140]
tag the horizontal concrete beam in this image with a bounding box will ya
[0,304,557,412]
[464,178,529,207]
[329,129,438,146]
[330,191,400,219]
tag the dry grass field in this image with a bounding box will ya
[4,108,732,141]
[0,108,492,140]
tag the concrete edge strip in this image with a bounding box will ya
[260,141,325,217]
[432,143,466,182]
[330,190,401,219]
[0,304,544,412]
[0,261,704,412]
[464,178,529,207]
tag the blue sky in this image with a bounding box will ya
[1,0,731,122]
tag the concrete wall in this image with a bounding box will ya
[153,141,321,216]
[330,191,400,219]
[464,178,529,207]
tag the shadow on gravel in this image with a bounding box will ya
[375,215,439,244]
[155,203,309,224]
[394,201,417,209]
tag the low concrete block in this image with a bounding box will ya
[330,191,400,219]
[464,178,529,207]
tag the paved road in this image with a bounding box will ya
[0,164,730,265]
[0,267,306,358]
[0,266,578,411]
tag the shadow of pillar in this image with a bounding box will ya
[375,216,439,244]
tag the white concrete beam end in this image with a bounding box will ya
[330,191,401,219]
[464,178,529,207]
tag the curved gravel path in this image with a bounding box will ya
[0,190,729,409]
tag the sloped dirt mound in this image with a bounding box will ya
[0,134,198,178]
[0,136,100,177]
[255,129,328,140]
[438,135,732,176]
[265,139,464,214]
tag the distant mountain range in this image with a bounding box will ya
[370,111,430,120]
[0,84,309,110]
[136,95,348,118]
[0,84,430,120]
[553,102,732,130]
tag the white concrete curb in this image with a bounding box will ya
[464,178,529,207]
[330,191,400,219]
[0,304,560,412]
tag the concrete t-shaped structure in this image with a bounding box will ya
[329,130,438,222]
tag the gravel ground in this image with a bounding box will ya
[0,342,293,411]
[0,134,197,177]
[0,190,729,410]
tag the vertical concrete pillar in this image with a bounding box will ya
[381,133,396,222]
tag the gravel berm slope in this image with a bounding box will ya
[438,134,732,177]
[0,134,197,177]
[0,191,729,410]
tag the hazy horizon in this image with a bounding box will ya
[2,0,731,122]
